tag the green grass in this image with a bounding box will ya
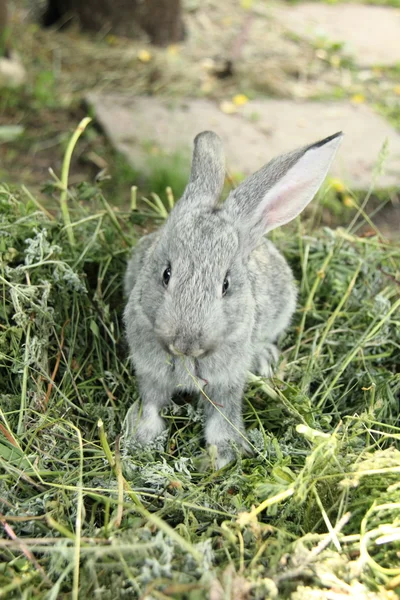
[0,138,400,598]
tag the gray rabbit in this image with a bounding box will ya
[123,130,342,468]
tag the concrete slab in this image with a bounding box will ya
[271,3,400,67]
[86,93,400,190]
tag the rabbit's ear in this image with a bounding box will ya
[181,131,225,207]
[223,132,343,247]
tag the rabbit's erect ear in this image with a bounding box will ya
[181,131,225,207]
[223,132,343,246]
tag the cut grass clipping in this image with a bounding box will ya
[1,121,400,600]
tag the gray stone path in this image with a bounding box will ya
[86,93,400,190]
[271,3,400,66]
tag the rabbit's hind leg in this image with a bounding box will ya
[251,342,279,378]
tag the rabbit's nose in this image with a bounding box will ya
[169,342,206,358]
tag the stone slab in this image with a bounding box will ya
[86,93,400,190]
[271,3,400,67]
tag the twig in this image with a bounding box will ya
[0,423,18,448]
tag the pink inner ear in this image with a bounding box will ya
[263,178,315,231]
[259,137,342,233]
[224,133,342,242]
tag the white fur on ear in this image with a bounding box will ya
[259,133,343,233]
[182,130,226,207]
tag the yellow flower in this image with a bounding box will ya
[232,93,249,106]
[220,101,237,114]
[329,178,345,193]
[394,85,400,96]
[343,195,354,207]
[351,93,365,104]
[138,49,152,63]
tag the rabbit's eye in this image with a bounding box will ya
[163,266,171,287]
[222,276,230,296]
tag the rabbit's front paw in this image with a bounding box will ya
[213,443,235,470]
[123,402,166,447]
[252,343,279,378]
[208,433,253,470]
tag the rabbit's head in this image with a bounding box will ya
[139,131,343,358]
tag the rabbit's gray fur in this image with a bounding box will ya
[123,130,342,468]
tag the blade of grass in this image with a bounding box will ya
[60,117,92,247]
[99,192,130,244]
[22,185,55,220]
[17,320,31,436]
[130,185,137,211]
